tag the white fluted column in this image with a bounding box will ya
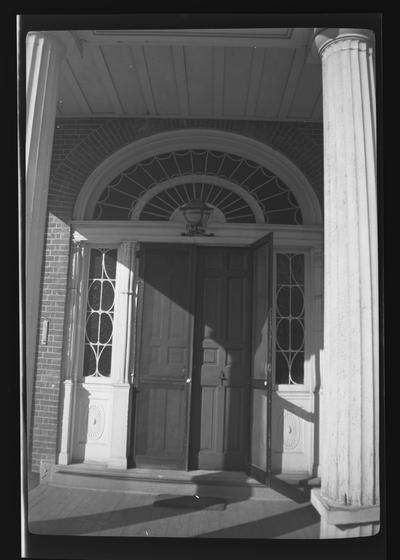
[58,239,87,465]
[310,28,379,538]
[25,31,65,444]
[108,242,136,469]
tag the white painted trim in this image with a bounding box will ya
[76,28,313,49]
[72,220,323,247]
[129,174,265,222]
[73,129,323,225]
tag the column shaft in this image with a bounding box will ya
[313,28,379,531]
[25,32,65,446]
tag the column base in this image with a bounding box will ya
[311,488,380,538]
[57,452,71,465]
[107,457,128,470]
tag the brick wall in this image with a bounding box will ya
[30,117,323,472]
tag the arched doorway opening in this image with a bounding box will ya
[59,129,323,482]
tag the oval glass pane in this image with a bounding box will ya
[87,281,101,311]
[277,286,290,317]
[98,345,112,377]
[101,281,115,311]
[277,254,290,285]
[99,314,113,344]
[85,313,99,343]
[291,286,304,317]
[275,351,289,384]
[291,319,304,350]
[277,319,290,350]
[83,345,97,376]
[104,249,117,279]
[290,352,304,384]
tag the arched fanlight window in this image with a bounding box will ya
[93,150,303,225]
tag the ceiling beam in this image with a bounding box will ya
[86,43,125,114]
[245,47,265,117]
[213,47,225,117]
[171,46,189,116]
[278,46,306,119]
[130,46,157,115]
[61,59,92,114]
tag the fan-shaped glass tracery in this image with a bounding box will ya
[93,150,303,224]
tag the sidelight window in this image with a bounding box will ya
[275,253,305,385]
[83,248,117,377]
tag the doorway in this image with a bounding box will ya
[131,238,273,479]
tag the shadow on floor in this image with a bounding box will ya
[197,504,320,539]
[29,499,319,539]
[269,476,316,504]
[28,471,320,538]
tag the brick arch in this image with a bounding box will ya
[48,118,323,223]
[74,128,322,226]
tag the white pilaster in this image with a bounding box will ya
[58,240,87,465]
[108,242,136,469]
[312,28,379,537]
[25,31,66,446]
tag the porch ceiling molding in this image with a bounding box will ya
[73,129,323,225]
[80,28,310,48]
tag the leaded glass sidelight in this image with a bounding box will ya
[83,248,117,378]
[275,253,305,384]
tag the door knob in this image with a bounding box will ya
[186,378,191,384]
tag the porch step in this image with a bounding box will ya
[50,464,317,501]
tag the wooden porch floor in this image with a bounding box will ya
[28,483,321,539]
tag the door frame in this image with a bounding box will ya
[58,222,323,475]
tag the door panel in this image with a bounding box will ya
[133,245,194,469]
[192,247,251,471]
[249,233,274,483]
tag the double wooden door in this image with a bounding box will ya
[132,238,273,479]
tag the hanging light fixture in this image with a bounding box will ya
[180,198,214,236]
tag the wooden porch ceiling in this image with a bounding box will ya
[53,28,322,122]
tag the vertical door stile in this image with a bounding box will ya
[184,244,197,470]
[249,233,274,485]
